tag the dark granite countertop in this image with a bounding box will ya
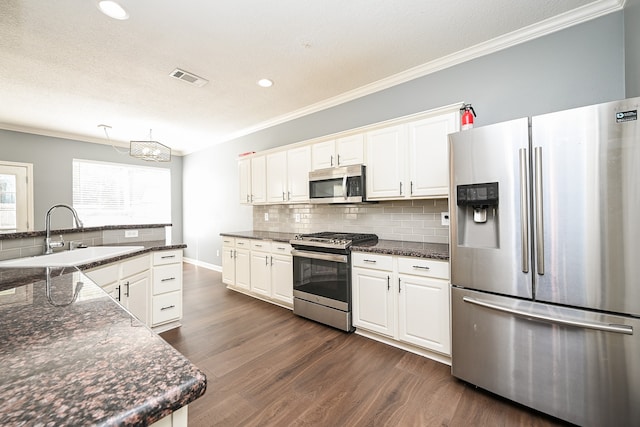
[0,267,206,426]
[352,239,449,260]
[0,224,172,240]
[220,230,297,243]
[77,240,187,270]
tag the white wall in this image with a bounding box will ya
[183,12,626,266]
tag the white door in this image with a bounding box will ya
[221,246,236,285]
[0,162,33,231]
[122,271,150,325]
[250,251,271,297]
[286,146,311,202]
[266,151,287,203]
[408,112,457,198]
[234,248,251,291]
[336,134,364,167]
[238,158,251,204]
[365,125,406,199]
[352,267,395,337]
[271,253,293,304]
[311,140,335,170]
[398,274,450,354]
[250,155,266,204]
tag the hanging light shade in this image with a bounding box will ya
[129,129,171,162]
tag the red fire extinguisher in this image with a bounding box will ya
[460,104,476,130]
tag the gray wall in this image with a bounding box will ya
[183,12,626,266]
[625,0,640,98]
[0,130,183,242]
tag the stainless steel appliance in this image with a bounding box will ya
[449,97,640,426]
[291,232,378,331]
[308,165,366,204]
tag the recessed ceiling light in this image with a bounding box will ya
[257,78,273,88]
[97,1,129,20]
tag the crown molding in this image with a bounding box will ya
[215,0,624,147]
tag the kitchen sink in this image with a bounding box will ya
[0,246,146,268]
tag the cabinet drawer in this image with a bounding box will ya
[152,291,182,325]
[271,242,292,254]
[352,252,393,271]
[234,238,251,250]
[121,255,150,278]
[222,236,235,247]
[153,249,183,266]
[250,240,271,252]
[397,257,449,279]
[153,264,183,295]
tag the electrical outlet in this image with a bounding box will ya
[441,212,450,226]
[295,213,301,223]
[125,230,139,238]
[264,212,269,221]
[216,249,220,257]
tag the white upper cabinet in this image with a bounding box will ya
[311,134,364,170]
[366,110,459,201]
[250,155,266,204]
[266,151,288,203]
[407,112,458,198]
[238,158,251,204]
[286,145,311,202]
[366,125,406,199]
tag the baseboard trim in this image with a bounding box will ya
[354,328,452,366]
[183,257,221,272]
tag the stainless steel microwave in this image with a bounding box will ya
[309,165,366,204]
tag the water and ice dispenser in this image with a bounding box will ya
[456,182,500,248]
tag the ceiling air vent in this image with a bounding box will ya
[170,68,209,87]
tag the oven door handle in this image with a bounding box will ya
[291,249,348,264]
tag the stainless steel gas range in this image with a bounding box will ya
[290,232,378,332]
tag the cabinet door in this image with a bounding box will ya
[311,140,335,170]
[408,112,458,198]
[271,253,293,305]
[286,146,311,202]
[239,158,251,204]
[352,267,394,336]
[366,125,406,199]
[234,248,251,291]
[222,247,236,285]
[250,251,271,297]
[251,155,266,204]
[122,271,150,325]
[336,134,364,166]
[266,151,287,203]
[398,274,450,355]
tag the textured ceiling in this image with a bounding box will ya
[0,0,623,155]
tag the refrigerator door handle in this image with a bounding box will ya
[462,296,633,335]
[519,148,529,273]
[534,146,545,275]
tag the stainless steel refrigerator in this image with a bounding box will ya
[449,97,640,426]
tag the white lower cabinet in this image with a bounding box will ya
[352,252,451,358]
[222,236,293,308]
[84,249,184,331]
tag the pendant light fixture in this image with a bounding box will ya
[130,129,172,162]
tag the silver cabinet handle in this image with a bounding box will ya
[124,281,130,298]
[161,277,176,282]
[116,285,121,302]
[330,155,334,167]
[161,255,176,259]
[399,181,403,195]
[246,194,249,203]
[270,256,273,266]
[534,146,544,275]
[291,249,348,263]
[387,275,390,291]
[287,191,290,200]
[337,154,341,165]
[363,259,377,264]
[519,148,530,273]
[255,243,262,247]
[282,191,285,201]
[160,305,176,311]
[398,278,402,293]
[410,181,413,195]
[265,255,268,265]
[342,175,348,200]
[412,265,430,270]
[462,297,633,335]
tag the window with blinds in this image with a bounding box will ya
[72,159,171,226]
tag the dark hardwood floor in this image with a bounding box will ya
[161,264,570,427]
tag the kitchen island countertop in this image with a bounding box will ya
[0,266,206,426]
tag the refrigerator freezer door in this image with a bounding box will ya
[449,118,532,298]
[532,97,640,316]
[451,286,640,427]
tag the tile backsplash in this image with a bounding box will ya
[253,199,450,243]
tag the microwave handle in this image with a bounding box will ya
[342,175,348,200]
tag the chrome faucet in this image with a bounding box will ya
[45,204,84,254]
